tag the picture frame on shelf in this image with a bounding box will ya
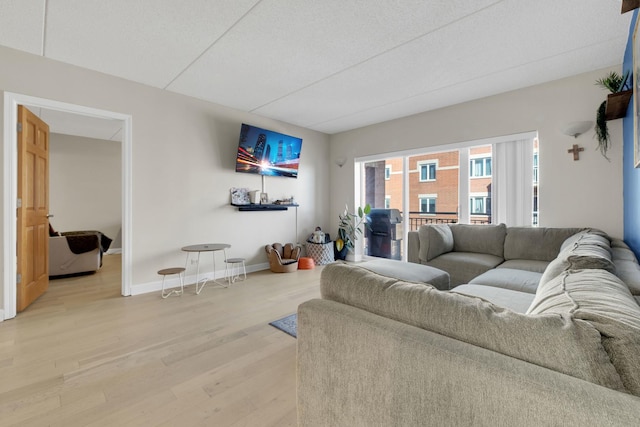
[260,192,269,204]
[634,17,640,167]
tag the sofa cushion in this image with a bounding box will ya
[469,268,541,294]
[497,259,549,273]
[427,251,504,287]
[613,259,640,296]
[504,227,583,261]
[358,259,450,290]
[320,263,625,392]
[527,269,640,397]
[450,223,506,258]
[417,224,454,262]
[452,284,535,313]
[612,247,638,262]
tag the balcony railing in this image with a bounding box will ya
[405,211,491,231]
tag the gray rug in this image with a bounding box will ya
[269,313,297,338]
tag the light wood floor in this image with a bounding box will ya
[0,254,322,426]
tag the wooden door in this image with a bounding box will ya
[17,105,50,312]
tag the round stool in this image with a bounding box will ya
[224,258,247,284]
[158,267,185,298]
[298,257,315,270]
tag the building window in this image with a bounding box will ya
[385,165,391,180]
[385,196,391,209]
[418,162,437,182]
[419,196,436,213]
[470,157,491,178]
[470,196,491,214]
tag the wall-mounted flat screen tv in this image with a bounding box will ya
[235,123,303,178]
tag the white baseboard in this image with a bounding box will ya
[130,262,270,296]
[0,308,4,322]
[106,248,122,255]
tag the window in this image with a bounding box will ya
[385,196,391,209]
[419,195,436,213]
[470,196,491,214]
[470,157,491,178]
[533,152,538,184]
[385,165,391,180]
[419,162,437,181]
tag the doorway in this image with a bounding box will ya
[3,92,132,320]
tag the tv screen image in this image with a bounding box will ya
[235,123,303,178]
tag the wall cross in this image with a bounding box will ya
[567,144,584,161]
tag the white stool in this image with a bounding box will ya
[224,258,246,284]
[158,267,185,298]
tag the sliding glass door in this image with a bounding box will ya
[355,133,538,261]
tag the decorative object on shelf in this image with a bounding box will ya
[249,190,260,204]
[230,187,250,205]
[260,192,269,204]
[595,71,631,159]
[560,121,593,138]
[273,197,296,205]
[336,203,371,256]
[567,144,584,161]
[622,0,639,14]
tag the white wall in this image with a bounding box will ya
[329,67,624,239]
[0,45,330,300]
[49,133,121,242]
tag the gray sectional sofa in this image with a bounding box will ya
[297,225,640,426]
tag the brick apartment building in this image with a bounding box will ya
[364,141,538,232]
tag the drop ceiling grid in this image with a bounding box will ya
[166,0,502,112]
[43,0,260,88]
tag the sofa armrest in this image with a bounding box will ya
[407,231,420,263]
[297,299,640,426]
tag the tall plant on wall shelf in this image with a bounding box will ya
[595,71,631,160]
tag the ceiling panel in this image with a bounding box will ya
[0,0,45,55]
[44,0,260,88]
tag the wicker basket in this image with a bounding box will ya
[306,241,335,265]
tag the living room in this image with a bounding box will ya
[1,1,640,424]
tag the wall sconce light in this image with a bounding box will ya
[561,121,593,138]
[335,157,347,167]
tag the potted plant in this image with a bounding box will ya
[595,71,632,159]
[335,204,371,260]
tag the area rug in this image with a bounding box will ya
[269,313,297,338]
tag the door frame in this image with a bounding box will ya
[3,92,132,320]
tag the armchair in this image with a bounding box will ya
[265,243,301,273]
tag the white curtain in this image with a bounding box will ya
[492,138,534,226]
